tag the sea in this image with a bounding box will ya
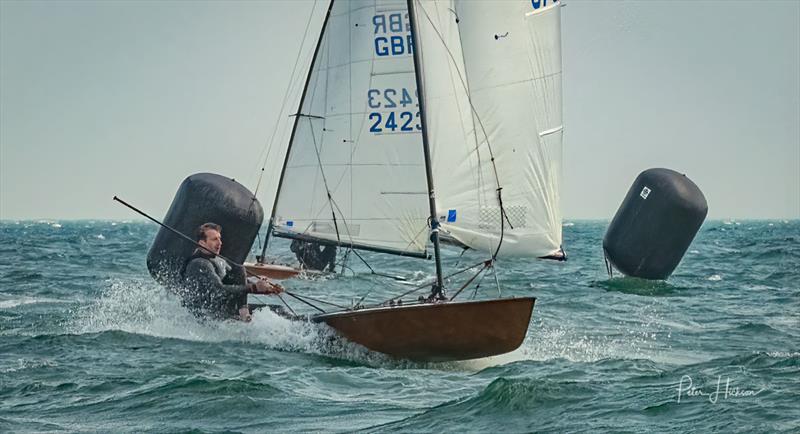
[1,220,797,433]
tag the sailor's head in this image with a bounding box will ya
[196,222,222,256]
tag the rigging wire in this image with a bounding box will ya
[251,1,321,193]
[274,293,298,317]
[448,260,491,301]
[470,265,491,300]
[492,261,502,297]
[452,244,470,269]
[375,260,489,306]
[351,249,408,281]
[415,2,513,260]
[287,292,349,310]
[259,1,337,265]
[307,117,343,243]
[283,290,327,313]
[339,246,352,275]
[250,293,298,318]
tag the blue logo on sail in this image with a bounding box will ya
[532,0,558,10]
[447,210,457,223]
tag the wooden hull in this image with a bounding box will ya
[244,262,302,280]
[312,297,535,362]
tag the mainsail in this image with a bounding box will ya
[414,0,564,258]
[272,0,431,258]
[271,0,564,261]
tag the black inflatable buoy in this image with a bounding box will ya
[603,168,707,280]
[146,173,264,287]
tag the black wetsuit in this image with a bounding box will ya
[290,240,337,271]
[181,251,248,320]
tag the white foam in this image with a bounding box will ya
[708,274,722,281]
[68,279,390,364]
[505,301,701,366]
[0,297,69,309]
[1,358,58,373]
[765,351,800,358]
[0,299,36,309]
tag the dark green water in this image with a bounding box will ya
[1,220,798,432]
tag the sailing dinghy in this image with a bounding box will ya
[265,0,563,361]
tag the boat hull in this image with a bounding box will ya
[244,262,304,280]
[313,297,535,362]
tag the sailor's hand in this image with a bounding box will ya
[252,279,283,295]
[267,282,285,295]
[239,306,252,322]
[250,279,268,293]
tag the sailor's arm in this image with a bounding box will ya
[185,260,248,296]
[228,263,282,295]
[247,276,284,295]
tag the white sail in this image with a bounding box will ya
[273,0,431,257]
[413,0,564,258]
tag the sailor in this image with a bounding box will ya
[182,222,283,321]
[290,239,337,272]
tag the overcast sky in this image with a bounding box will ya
[1,0,798,220]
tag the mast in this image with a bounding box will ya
[407,0,445,297]
[259,0,336,263]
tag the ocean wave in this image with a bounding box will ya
[461,377,595,410]
[590,277,685,297]
[369,377,598,432]
[0,417,70,432]
[0,357,59,373]
[733,322,783,334]
[672,351,800,372]
[117,375,283,398]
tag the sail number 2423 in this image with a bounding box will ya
[368,87,420,134]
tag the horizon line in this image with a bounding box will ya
[1,217,798,223]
